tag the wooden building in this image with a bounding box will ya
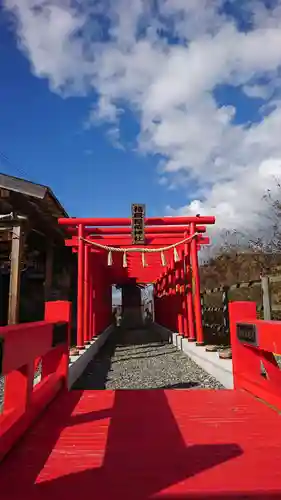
[0,173,74,327]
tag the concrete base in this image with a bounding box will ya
[179,337,233,389]
[68,325,114,389]
[154,323,233,389]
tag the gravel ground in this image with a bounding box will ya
[73,327,224,390]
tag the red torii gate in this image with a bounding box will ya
[58,215,215,349]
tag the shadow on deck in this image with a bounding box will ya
[0,389,251,499]
[1,388,281,498]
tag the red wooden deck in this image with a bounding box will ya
[1,389,281,499]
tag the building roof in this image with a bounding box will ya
[0,172,69,242]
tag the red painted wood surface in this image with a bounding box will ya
[230,301,281,411]
[66,235,210,245]
[77,224,84,347]
[66,225,207,235]
[0,301,71,462]
[58,215,216,226]
[1,389,281,499]
[69,243,183,284]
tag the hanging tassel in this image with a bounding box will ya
[173,246,179,262]
[161,251,166,266]
[123,251,127,268]
[142,251,147,267]
[107,250,113,266]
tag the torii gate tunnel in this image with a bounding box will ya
[58,214,215,348]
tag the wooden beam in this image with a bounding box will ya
[0,228,12,242]
[8,224,24,324]
[10,192,64,242]
[44,243,54,300]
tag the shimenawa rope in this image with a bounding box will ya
[79,232,199,268]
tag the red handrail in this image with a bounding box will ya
[0,301,71,462]
[229,301,281,410]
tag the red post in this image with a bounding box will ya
[93,254,103,334]
[158,277,163,326]
[167,264,171,330]
[154,284,159,323]
[158,278,161,322]
[229,301,257,390]
[190,222,204,345]
[91,254,97,337]
[153,284,157,322]
[166,267,171,330]
[108,280,112,326]
[84,244,90,344]
[43,301,71,380]
[184,233,195,341]
[180,250,188,337]
[77,224,84,349]
[92,289,96,337]
[92,255,99,334]
[105,272,111,330]
[102,268,107,331]
[171,259,177,331]
[3,364,34,416]
[182,294,188,337]
[98,259,104,332]
[161,274,165,328]
[157,279,161,324]
[175,260,183,334]
[89,253,93,340]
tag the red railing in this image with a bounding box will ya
[229,301,281,410]
[0,301,71,462]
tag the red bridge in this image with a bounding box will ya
[1,214,281,499]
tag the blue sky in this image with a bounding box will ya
[0,7,189,218]
[1,1,281,234]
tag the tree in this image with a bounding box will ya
[200,182,281,289]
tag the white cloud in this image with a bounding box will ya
[243,84,272,100]
[4,0,91,94]
[171,157,281,230]
[106,127,125,150]
[4,0,281,243]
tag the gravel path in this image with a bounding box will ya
[74,327,224,390]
